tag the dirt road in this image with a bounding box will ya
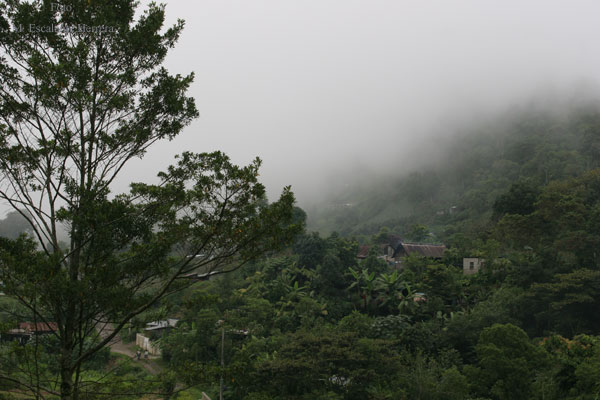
[97,323,164,375]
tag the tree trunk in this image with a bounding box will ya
[60,350,74,400]
[61,297,76,400]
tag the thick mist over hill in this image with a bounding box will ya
[5,1,600,235]
[306,93,600,236]
[105,0,600,211]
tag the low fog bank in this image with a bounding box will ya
[6,1,600,222]
[299,83,600,215]
[139,0,600,210]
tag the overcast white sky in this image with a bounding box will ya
[112,1,600,205]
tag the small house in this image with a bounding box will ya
[356,244,393,263]
[18,322,58,334]
[391,242,446,260]
[463,258,485,275]
[413,292,427,303]
[144,319,178,339]
[1,322,58,345]
[135,319,179,356]
[356,245,372,259]
[357,235,446,265]
[136,333,161,356]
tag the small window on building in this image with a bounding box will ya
[469,261,474,270]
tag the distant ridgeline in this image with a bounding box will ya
[0,211,33,240]
[309,105,600,241]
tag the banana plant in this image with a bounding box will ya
[277,269,295,290]
[274,269,311,319]
[348,267,376,310]
[397,282,418,315]
[286,280,308,300]
[364,270,376,310]
[348,266,362,299]
[436,310,466,330]
[375,270,401,306]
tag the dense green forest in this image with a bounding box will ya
[160,105,600,399]
[3,105,600,399]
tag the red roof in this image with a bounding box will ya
[356,244,388,258]
[357,245,371,258]
[18,322,58,333]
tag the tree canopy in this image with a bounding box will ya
[0,1,300,399]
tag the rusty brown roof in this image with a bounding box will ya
[399,243,446,258]
[357,245,371,258]
[357,244,389,258]
[18,322,58,333]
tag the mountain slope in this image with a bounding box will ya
[308,104,600,240]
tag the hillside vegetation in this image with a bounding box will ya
[145,104,600,399]
[4,104,600,399]
[309,104,600,243]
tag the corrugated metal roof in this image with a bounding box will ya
[399,243,446,258]
[180,270,220,280]
[357,237,445,259]
[18,322,58,333]
[356,244,389,258]
[357,245,371,258]
[144,319,178,331]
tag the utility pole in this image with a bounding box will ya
[219,320,225,400]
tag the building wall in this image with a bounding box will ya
[463,258,484,275]
[136,333,161,356]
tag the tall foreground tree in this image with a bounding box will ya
[0,1,300,398]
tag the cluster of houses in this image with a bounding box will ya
[0,318,180,352]
[1,236,487,347]
[357,235,446,265]
[354,235,486,305]
[356,235,484,275]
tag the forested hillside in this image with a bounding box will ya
[309,104,600,243]
[122,105,600,399]
[144,154,600,398]
[4,103,600,399]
